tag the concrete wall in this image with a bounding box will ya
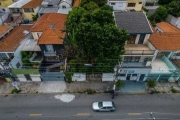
[147,41,156,50]
[30,74,41,81]
[22,8,36,21]
[17,74,27,82]
[10,34,32,69]
[59,2,72,8]
[102,73,114,81]
[108,1,127,11]
[117,68,151,81]
[165,14,180,29]
[32,32,42,39]
[72,73,86,81]
[0,0,13,8]
[126,0,144,11]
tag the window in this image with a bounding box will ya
[24,8,34,13]
[119,74,126,77]
[111,3,115,5]
[127,35,136,44]
[0,53,8,59]
[124,56,140,62]
[139,2,142,4]
[46,45,54,52]
[127,3,136,7]
[62,5,66,9]
[175,52,180,56]
[132,74,137,77]
[48,5,53,7]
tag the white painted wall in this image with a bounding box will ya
[108,1,127,11]
[117,68,151,81]
[30,74,41,81]
[102,73,114,81]
[59,2,72,9]
[147,41,156,50]
[72,73,86,81]
[32,32,42,39]
[17,74,27,82]
[10,34,32,69]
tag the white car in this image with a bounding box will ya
[92,101,115,112]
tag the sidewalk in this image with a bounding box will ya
[0,81,180,94]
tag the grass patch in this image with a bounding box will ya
[11,89,21,94]
[11,68,39,75]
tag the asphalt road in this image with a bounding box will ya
[0,93,180,120]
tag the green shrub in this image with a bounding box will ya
[147,79,156,88]
[85,89,96,94]
[104,90,112,93]
[11,89,21,94]
[171,88,179,93]
[115,80,125,91]
[65,72,74,83]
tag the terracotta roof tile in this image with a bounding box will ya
[22,0,43,8]
[0,26,11,35]
[73,0,81,7]
[38,28,65,44]
[149,32,180,51]
[30,13,67,32]
[0,25,32,52]
[156,22,180,33]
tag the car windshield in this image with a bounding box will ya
[98,102,103,108]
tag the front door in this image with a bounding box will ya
[138,34,146,44]
[126,74,131,80]
[139,74,145,81]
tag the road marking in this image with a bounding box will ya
[77,113,90,116]
[29,114,42,116]
[128,113,141,116]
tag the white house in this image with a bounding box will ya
[107,0,127,11]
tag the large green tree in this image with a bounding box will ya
[150,6,168,24]
[166,0,180,17]
[65,3,129,73]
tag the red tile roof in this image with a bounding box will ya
[149,32,180,51]
[0,25,32,52]
[22,0,43,8]
[38,28,65,44]
[156,22,180,33]
[0,26,11,35]
[30,13,67,32]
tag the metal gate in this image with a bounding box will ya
[41,72,64,81]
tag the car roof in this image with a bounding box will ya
[102,101,113,107]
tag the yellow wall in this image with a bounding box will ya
[0,0,13,8]
[126,0,144,11]
[22,8,36,21]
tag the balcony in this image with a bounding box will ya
[44,50,56,56]
[124,44,155,55]
[121,62,151,68]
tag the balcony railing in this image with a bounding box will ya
[44,50,56,56]
[125,50,155,55]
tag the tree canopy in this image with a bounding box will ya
[65,2,129,73]
[149,6,168,24]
